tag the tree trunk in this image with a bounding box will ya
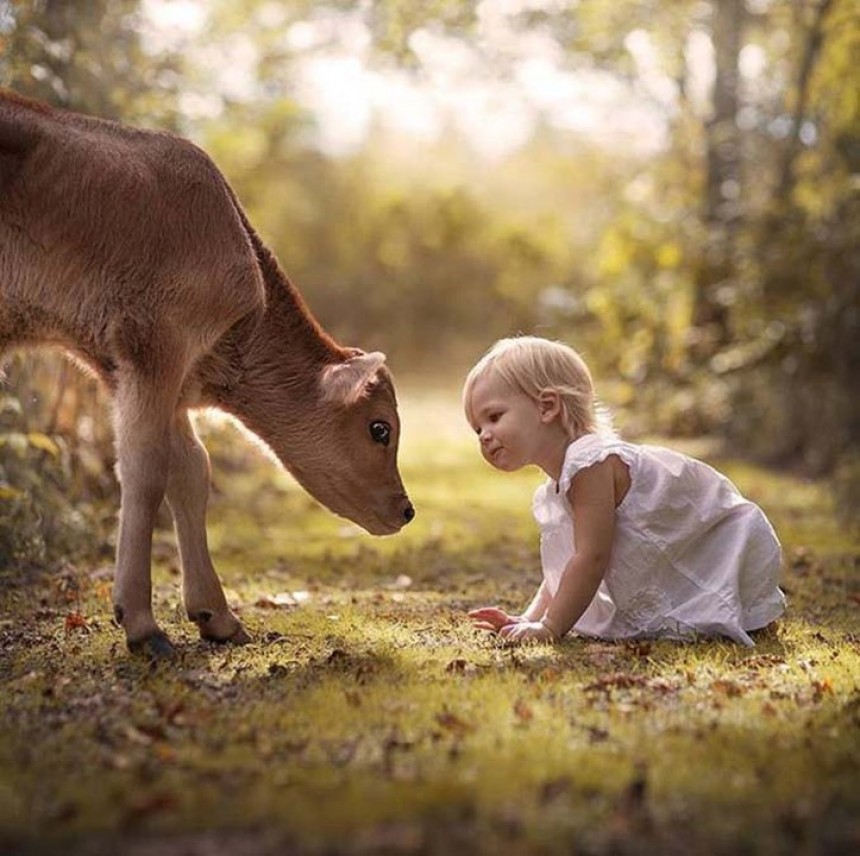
[690,0,744,355]
[774,0,835,207]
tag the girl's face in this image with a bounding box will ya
[467,371,548,472]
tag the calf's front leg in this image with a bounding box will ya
[112,378,176,657]
[166,411,249,644]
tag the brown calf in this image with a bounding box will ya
[0,89,414,656]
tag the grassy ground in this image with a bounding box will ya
[1,390,858,856]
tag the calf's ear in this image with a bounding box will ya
[321,351,387,404]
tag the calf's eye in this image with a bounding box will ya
[369,420,391,446]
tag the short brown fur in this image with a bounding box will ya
[0,90,413,655]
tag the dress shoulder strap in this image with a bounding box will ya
[559,433,633,495]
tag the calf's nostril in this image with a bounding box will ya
[403,504,415,523]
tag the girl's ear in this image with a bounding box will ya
[538,390,562,423]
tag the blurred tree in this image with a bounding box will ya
[186,0,577,369]
[691,0,742,354]
[727,0,859,484]
[211,129,571,369]
[0,0,182,123]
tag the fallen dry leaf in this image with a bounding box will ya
[254,591,310,609]
[64,612,89,634]
[586,672,649,693]
[445,658,477,676]
[513,698,534,724]
[710,679,744,698]
[435,709,475,736]
[811,678,834,701]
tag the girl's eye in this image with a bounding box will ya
[369,420,391,446]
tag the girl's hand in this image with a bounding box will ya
[499,621,555,644]
[468,607,522,633]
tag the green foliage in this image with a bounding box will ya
[348,0,481,64]
[200,114,580,368]
[0,0,182,125]
[0,411,108,573]
[0,356,116,574]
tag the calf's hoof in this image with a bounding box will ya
[219,624,252,646]
[201,623,252,646]
[191,610,251,645]
[127,630,176,660]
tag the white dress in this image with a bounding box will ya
[532,433,785,646]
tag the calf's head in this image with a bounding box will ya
[288,351,413,535]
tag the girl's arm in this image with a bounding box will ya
[501,460,616,642]
[543,460,616,635]
[468,581,549,632]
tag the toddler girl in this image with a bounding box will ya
[464,336,785,646]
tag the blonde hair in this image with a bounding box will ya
[463,336,614,438]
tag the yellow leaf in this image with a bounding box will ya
[27,433,60,456]
[656,242,682,269]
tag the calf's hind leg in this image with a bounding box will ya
[166,411,249,644]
